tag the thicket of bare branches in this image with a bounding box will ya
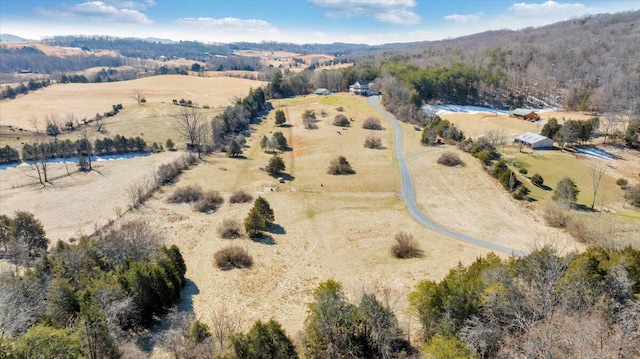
[214,246,253,270]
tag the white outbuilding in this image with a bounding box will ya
[514,132,554,149]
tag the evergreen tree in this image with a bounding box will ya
[78,304,121,359]
[227,139,243,158]
[11,211,47,257]
[244,207,266,238]
[253,196,275,226]
[15,324,85,359]
[275,109,287,126]
[266,155,286,176]
[552,177,580,204]
[232,319,298,359]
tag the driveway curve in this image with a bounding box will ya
[366,96,526,257]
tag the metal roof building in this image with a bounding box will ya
[510,108,540,121]
[514,132,554,149]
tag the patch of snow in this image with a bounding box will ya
[422,104,557,116]
[0,152,151,171]
[574,147,615,160]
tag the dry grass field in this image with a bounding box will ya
[231,50,345,74]
[1,79,635,352]
[0,75,267,131]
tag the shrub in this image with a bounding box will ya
[335,106,344,112]
[362,117,382,130]
[363,134,383,149]
[302,110,318,129]
[168,185,203,204]
[475,150,493,165]
[519,168,528,175]
[391,232,422,259]
[193,191,224,213]
[214,246,253,270]
[328,156,355,175]
[188,320,211,344]
[231,319,297,358]
[566,216,592,243]
[531,173,544,187]
[230,190,253,204]
[218,218,243,239]
[543,202,571,228]
[320,109,328,117]
[616,178,628,187]
[625,184,640,207]
[333,114,350,127]
[156,153,195,185]
[437,152,463,166]
[512,185,530,200]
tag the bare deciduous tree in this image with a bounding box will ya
[132,90,145,105]
[175,108,207,158]
[209,306,243,351]
[590,167,605,209]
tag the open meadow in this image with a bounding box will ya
[1,78,637,351]
[0,75,267,131]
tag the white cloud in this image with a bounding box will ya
[444,12,484,23]
[175,17,276,32]
[34,1,152,24]
[103,0,156,11]
[507,1,587,17]
[309,0,420,25]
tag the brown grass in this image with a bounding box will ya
[0,75,267,131]
[1,89,604,347]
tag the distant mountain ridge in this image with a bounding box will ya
[0,34,30,42]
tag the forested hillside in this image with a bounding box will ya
[367,11,640,113]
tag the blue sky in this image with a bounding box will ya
[1,0,638,44]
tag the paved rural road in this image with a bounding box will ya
[366,96,526,257]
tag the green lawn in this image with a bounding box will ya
[507,151,626,209]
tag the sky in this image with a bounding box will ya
[0,0,638,45]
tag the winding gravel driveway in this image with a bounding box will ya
[366,96,526,257]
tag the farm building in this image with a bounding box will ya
[314,88,330,95]
[510,108,540,121]
[514,132,554,149]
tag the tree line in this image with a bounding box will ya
[176,86,268,158]
[20,134,148,162]
[0,78,51,100]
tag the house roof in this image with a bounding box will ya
[511,108,537,116]
[515,132,551,144]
